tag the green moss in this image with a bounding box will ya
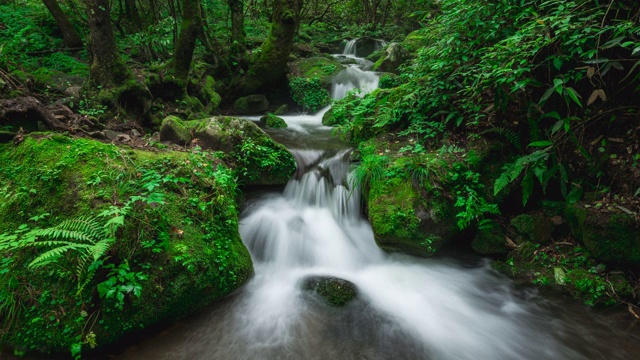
[510,214,552,245]
[303,277,357,307]
[471,223,508,255]
[401,29,430,52]
[159,115,193,145]
[260,113,287,128]
[289,57,344,85]
[0,135,253,356]
[368,177,441,257]
[565,270,616,307]
[202,75,222,110]
[566,204,640,265]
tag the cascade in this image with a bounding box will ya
[117,46,640,360]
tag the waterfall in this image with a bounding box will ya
[116,44,640,360]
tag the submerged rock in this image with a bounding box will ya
[302,276,358,306]
[0,135,253,356]
[160,115,296,185]
[233,94,270,115]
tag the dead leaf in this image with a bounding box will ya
[587,67,595,79]
[587,89,607,106]
[170,226,184,238]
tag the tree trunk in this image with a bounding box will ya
[42,0,84,48]
[85,0,151,116]
[168,0,203,91]
[242,0,302,94]
[228,0,245,49]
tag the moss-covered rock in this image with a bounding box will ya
[160,116,296,185]
[302,276,357,307]
[160,115,193,145]
[260,113,287,128]
[0,135,253,356]
[371,43,411,74]
[471,223,509,255]
[233,94,270,115]
[350,37,385,58]
[565,204,640,266]
[201,75,222,111]
[368,176,458,257]
[402,30,430,52]
[510,213,553,245]
[288,56,344,88]
[322,108,335,126]
[273,104,289,115]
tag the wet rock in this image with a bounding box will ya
[302,276,357,306]
[260,113,287,128]
[353,37,385,58]
[565,203,640,265]
[233,94,270,115]
[368,177,459,257]
[63,86,81,98]
[372,43,410,73]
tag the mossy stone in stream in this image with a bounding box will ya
[302,276,357,307]
[260,113,288,128]
[0,135,253,356]
[159,115,296,185]
[368,176,458,257]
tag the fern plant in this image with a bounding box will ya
[8,208,127,295]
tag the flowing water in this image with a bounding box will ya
[111,46,640,360]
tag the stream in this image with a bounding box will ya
[111,42,640,360]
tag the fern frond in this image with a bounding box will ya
[28,244,90,269]
[481,127,522,150]
[29,228,97,244]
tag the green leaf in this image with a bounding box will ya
[553,78,564,95]
[554,267,566,285]
[540,86,555,104]
[564,87,582,107]
[528,141,552,147]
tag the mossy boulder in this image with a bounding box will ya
[471,223,509,255]
[510,213,553,245]
[371,43,410,74]
[0,135,253,356]
[302,276,357,307]
[288,56,344,88]
[233,94,270,115]
[368,176,458,257]
[402,30,430,52]
[322,108,335,126]
[565,204,640,266]
[160,116,296,185]
[32,68,84,94]
[260,113,287,128]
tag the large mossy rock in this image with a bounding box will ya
[566,203,640,265]
[302,276,357,307]
[160,115,296,185]
[371,43,411,73]
[401,30,430,52]
[233,94,270,115]
[0,135,253,356]
[288,56,344,88]
[368,177,459,257]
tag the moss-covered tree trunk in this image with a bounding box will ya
[164,0,202,95]
[86,0,151,116]
[228,0,246,64]
[42,0,83,48]
[242,0,302,94]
